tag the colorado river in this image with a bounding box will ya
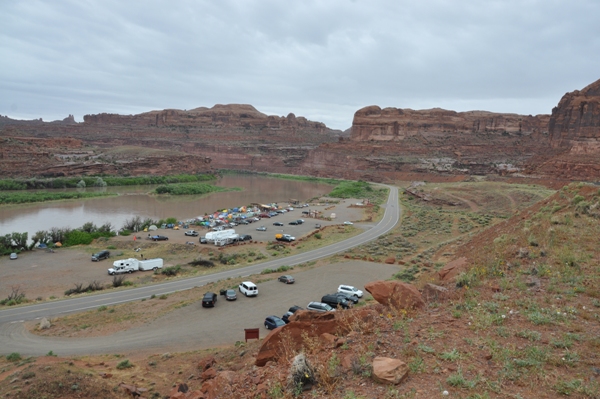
[0,174,334,238]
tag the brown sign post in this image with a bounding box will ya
[244,328,260,342]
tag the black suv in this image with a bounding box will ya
[334,292,359,304]
[91,250,110,261]
[239,234,252,241]
[321,294,351,309]
[282,305,303,323]
[202,292,217,307]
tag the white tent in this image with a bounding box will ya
[148,225,158,231]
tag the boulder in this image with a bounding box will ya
[286,353,316,392]
[38,317,51,330]
[438,257,468,281]
[364,281,425,310]
[421,283,451,302]
[372,357,409,385]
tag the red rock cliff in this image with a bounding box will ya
[351,106,549,142]
[548,78,600,151]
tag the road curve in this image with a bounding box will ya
[0,186,399,355]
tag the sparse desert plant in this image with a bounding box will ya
[112,275,126,287]
[6,352,21,362]
[116,359,133,369]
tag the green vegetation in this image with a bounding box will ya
[116,359,134,369]
[6,352,21,362]
[0,191,115,205]
[328,180,387,204]
[0,173,216,191]
[221,170,341,185]
[154,182,233,195]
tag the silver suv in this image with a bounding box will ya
[306,302,335,312]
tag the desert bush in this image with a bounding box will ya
[161,266,181,276]
[188,259,215,268]
[6,352,21,362]
[0,286,27,306]
[116,359,133,370]
[112,275,126,287]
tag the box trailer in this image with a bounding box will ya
[138,258,163,271]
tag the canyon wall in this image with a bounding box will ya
[1,80,599,183]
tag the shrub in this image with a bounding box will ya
[116,359,133,370]
[188,259,215,268]
[161,266,181,276]
[6,352,21,362]
[314,233,322,239]
[112,275,126,287]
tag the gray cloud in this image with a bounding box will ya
[1,0,599,130]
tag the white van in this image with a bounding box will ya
[238,281,258,297]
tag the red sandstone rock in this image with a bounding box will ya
[438,257,468,282]
[372,357,409,385]
[364,281,425,310]
[255,308,376,366]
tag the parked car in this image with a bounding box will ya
[269,211,278,217]
[184,230,199,236]
[151,235,169,241]
[278,275,295,284]
[343,221,354,225]
[238,234,252,241]
[199,236,208,244]
[273,221,284,226]
[282,306,303,323]
[334,292,359,304]
[275,233,295,242]
[239,281,258,297]
[202,292,217,307]
[306,302,335,312]
[288,220,300,225]
[260,213,271,218]
[296,219,304,224]
[338,284,364,298]
[9,253,18,260]
[238,220,249,225]
[264,315,285,330]
[321,294,352,309]
[91,250,110,261]
[225,289,237,301]
[256,226,267,231]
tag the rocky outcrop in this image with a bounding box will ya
[549,78,600,149]
[364,281,425,310]
[438,257,469,282]
[2,79,600,182]
[351,106,549,142]
[255,308,377,366]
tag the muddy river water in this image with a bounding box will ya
[0,175,334,239]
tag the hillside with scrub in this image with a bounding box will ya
[0,181,599,399]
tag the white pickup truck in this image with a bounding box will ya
[108,258,163,275]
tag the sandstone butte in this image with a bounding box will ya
[0,79,599,182]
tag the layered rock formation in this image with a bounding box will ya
[548,78,600,149]
[351,106,549,142]
[1,79,599,182]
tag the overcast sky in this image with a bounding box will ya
[1,0,599,130]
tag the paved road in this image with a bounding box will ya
[0,186,399,355]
